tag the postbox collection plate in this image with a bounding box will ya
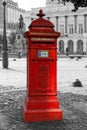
[38,50,49,58]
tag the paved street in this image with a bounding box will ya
[0,58,26,92]
[58,58,87,95]
[0,57,87,130]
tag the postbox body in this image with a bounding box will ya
[23,10,63,122]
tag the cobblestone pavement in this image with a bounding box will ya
[0,90,87,130]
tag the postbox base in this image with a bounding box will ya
[23,107,63,122]
[22,96,63,122]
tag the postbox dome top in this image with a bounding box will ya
[29,10,54,29]
[24,9,60,39]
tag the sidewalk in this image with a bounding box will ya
[0,90,87,130]
[0,58,26,91]
[0,58,87,130]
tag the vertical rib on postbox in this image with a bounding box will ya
[22,9,63,122]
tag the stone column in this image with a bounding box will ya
[64,39,68,53]
[83,41,86,53]
[56,16,58,32]
[74,40,77,53]
[65,16,68,34]
[84,14,87,33]
[74,15,77,33]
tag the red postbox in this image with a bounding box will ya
[22,10,63,122]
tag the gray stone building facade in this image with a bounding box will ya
[0,0,25,35]
[0,0,25,54]
[24,0,87,55]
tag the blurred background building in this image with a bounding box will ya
[24,0,87,56]
[0,0,87,57]
[0,0,26,55]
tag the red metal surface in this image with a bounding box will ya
[22,9,63,122]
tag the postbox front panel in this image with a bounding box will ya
[28,48,57,95]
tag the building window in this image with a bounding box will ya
[59,40,64,54]
[69,24,74,34]
[78,24,83,34]
[60,25,64,36]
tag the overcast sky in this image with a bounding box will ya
[13,0,46,11]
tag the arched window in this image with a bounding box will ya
[0,45,2,53]
[68,40,74,54]
[59,40,64,54]
[77,40,83,54]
